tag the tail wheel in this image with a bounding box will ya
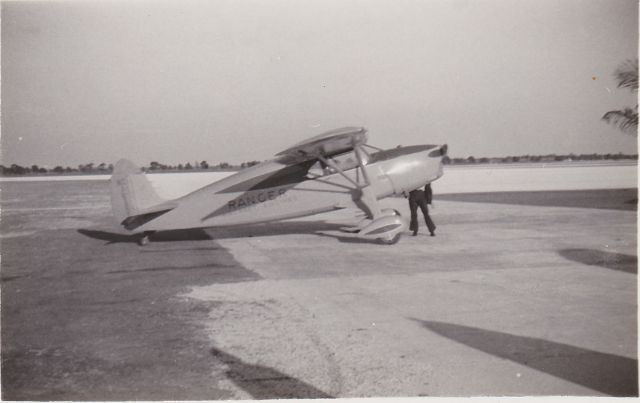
[137,231,154,246]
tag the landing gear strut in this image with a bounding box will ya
[318,142,407,245]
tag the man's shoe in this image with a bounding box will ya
[412,231,418,236]
[430,232,435,237]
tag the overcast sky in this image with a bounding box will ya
[2,0,638,167]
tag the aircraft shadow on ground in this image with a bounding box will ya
[412,319,638,396]
[78,221,347,245]
[212,222,401,245]
[207,220,344,239]
[77,228,213,244]
[313,231,387,244]
[210,347,332,399]
[106,263,238,274]
[559,248,637,274]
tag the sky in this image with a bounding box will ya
[2,0,638,167]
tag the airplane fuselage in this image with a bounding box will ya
[133,144,445,232]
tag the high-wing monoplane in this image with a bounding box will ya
[111,127,447,245]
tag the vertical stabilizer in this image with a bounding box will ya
[110,159,166,225]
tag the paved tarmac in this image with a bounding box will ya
[1,181,637,399]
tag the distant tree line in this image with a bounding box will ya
[146,160,262,172]
[1,154,636,176]
[0,163,115,175]
[0,160,263,176]
[442,153,638,165]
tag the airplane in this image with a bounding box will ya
[110,127,447,245]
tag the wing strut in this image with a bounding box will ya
[353,145,372,187]
[316,155,360,188]
[317,143,381,219]
[283,128,405,243]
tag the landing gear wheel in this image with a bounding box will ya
[358,213,406,244]
[377,232,402,245]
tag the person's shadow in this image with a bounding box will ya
[210,347,332,399]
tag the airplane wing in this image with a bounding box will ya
[276,126,368,160]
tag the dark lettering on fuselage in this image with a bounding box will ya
[227,188,288,210]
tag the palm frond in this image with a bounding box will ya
[614,59,638,91]
[602,107,639,135]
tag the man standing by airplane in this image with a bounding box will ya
[408,183,436,237]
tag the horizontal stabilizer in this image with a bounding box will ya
[120,206,175,231]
